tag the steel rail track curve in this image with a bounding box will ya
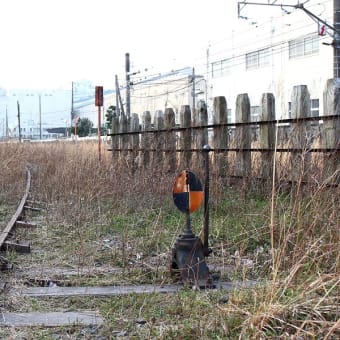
[0,166,31,249]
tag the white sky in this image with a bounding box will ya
[0,0,239,90]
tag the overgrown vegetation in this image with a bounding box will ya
[0,141,338,339]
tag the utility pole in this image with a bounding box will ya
[95,86,103,161]
[125,52,131,119]
[71,81,74,124]
[5,106,8,139]
[115,75,123,117]
[39,94,42,139]
[17,100,22,142]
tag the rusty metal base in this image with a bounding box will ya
[171,235,213,287]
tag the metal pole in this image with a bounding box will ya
[115,75,120,117]
[71,81,74,122]
[39,94,42,140]
[17,101,21,142]
[203,144,211,256]
[5,106,8,139]
[184,212,194,237]
[116,75,125,116]
[98,106,101,161]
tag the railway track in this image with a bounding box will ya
[0,166,31,247]
[0,166,37,269]
[0,166,257,332]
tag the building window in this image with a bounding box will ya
[221,59,230,75]
[289,35,319,59]
[212,58,231,78]
[246,48,270,70]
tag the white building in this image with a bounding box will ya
[207,0,333,122]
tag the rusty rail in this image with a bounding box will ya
[0,167,31,249]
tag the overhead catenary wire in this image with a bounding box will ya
[207,20,327,63]
[125,1,331,89]
[130,84,192,99]
[189,1,331,71]
[126,32,329,105]
[211,1,330,46]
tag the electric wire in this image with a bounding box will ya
[7,0,333,126]
[126,1,332,87]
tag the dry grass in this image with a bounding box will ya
[0,140,338,339]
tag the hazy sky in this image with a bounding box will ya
[0,0,239,90]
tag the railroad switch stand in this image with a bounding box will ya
[170,146,214,287]
[171,212,212,287]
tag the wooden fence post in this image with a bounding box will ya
[235,94,251,180]
[198,100,208,145]
[164,108,176,172]
[111,115,119,159]
[290,85,311,184]
[196,100,208,168]
[180,105,192,169]
[260,93,275,181]
[153,110,164,170]
[323,79,340,184]
[213,96,228,176]
[119,114,128,165]
[141,111,151,168]
[130,113,140,172]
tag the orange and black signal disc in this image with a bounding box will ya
[173,170,203,213]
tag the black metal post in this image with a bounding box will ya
[184,211,194,237]
[203,144,211,256]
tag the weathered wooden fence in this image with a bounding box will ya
[109,81,340,186]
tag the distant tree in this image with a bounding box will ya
[77,117,93,137]
[105,105,116,130]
